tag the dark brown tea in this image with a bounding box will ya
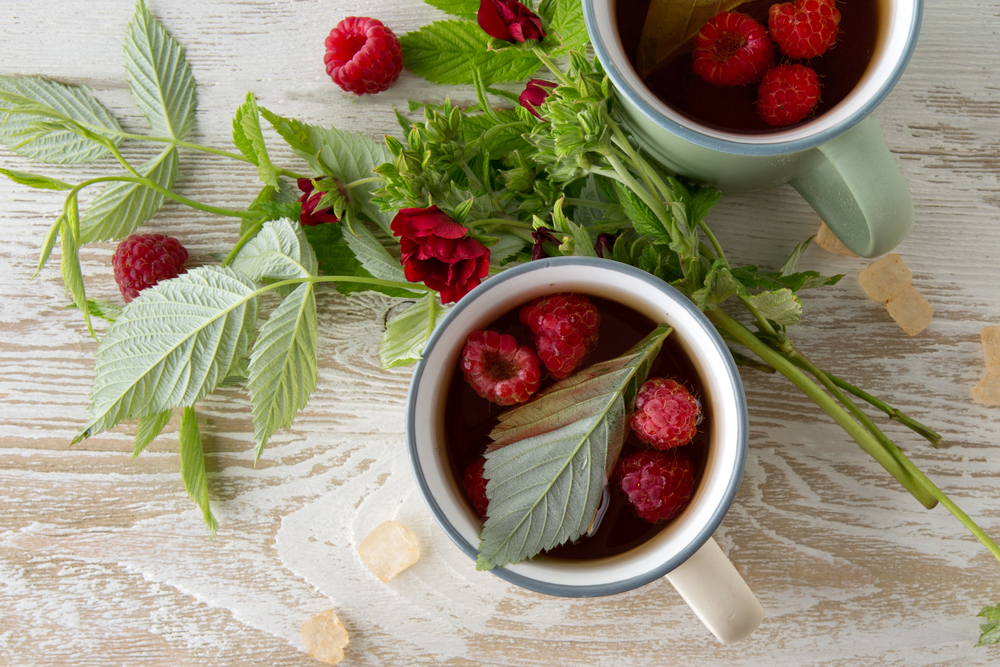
[443,295,710,561]
[616,0,880,133]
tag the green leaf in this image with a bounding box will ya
[303,223,417,298]
[133,410,172,458]
[343,221,409,283]
[780,235,815,277]
[60,196,94,338]
[79,146,179,242]
[230,217,318,282]
[401,20,540,86]
[977,605,1000,647]
[259,107,314,155]
[463,110,529,156]
[637,0,747,76]
[36,214,63,276]
[425,0,481,20]
[729,265,842,293]
[0,167,72,191]
[379,292,448,369]
[0,76,123,163]
[570,221,597,257]
[247,283,318,460]
[123,0,197,139]
[686,182,722,226]
[477,324,671,569]
[550,0,589,54]
[614,182,668,241]
[65,298,124,324]
[74,266,259,443]
[487,231,528,271]
[179,406,217,534]
[744,288,803,326]
[233,92,280,187]
[690,260,741,309]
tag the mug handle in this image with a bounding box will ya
[665,537,764,644]
[788,116,913,258]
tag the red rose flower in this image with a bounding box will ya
[391,206,490,303]
[519,79,557,119]
[297,179,340,227]
[477,0,545,43]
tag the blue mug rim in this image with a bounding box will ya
[404,257,750,597]
[584,0,924,157]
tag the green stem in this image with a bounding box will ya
[599,155,674,232]
[532,50,575,88]
[106,129,253,163]
[707,307,938,509]
[602,109,660,200]
[468,217,534,230]
[344,176,383,190]
[564,198,611,210]
[222,219,267,266]
[698,220,727,265]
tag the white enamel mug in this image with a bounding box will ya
[405,257,764,644]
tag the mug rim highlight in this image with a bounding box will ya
[405,257,749,597]
[584,0,924,157]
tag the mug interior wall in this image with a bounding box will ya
[412,263,744,589]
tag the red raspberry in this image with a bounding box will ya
[692,12,775,87]
[463,457,489,519]
[519,293,600,379]
[461,330,541,405]
[111,233,188,303]
[768,0,841,60]
[630,377,702,450]
[614,450,695,523]
[756,64,821,127]
[324,17,403,95]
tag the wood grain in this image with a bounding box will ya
[2,0,1000,665]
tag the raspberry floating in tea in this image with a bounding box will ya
[692,12,774,86]
[630,377,702,449]
[519,293,600,379]
[463,457,490,519]
[461,330,541,405]
[615,450,696,523]
[757,64,822,126]
[769,0,842,59]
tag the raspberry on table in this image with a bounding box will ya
[614,450,695,523]
[324,17,403,95]
[757,64,822,126]
[463,457,490,519]
[461,330,541,405]
[769,0,841,60]
[519,293,600,379]
[111,233,189,303]
[630,377,702,450]
[692,11,775,87]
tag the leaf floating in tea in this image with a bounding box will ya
[475,324,672,570]
[637,0,750,77]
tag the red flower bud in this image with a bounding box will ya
[390,205,490,303]
[519,79,557,119]
[477,0,545,43]
[297,179,340,227]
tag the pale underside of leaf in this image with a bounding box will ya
[747,288,803,325]
[378,292,448,370]
[61,211,94,338]
[124,0,197,139]
[248,283,318,460]
[80,146,179,243]
[637,0,748,76]
[179,406,217,534]
[76,266,258,442]
[133,409,172,458]
[343,222,408,283]
[0,76,123,163]
[476,324,671,569]
[230,217,318,282]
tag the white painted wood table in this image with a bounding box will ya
[2,0,999,665]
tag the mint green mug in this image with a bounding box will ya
[584,0,922,257]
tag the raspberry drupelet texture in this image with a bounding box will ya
[519,293,600,379]
[112,233,189,303]
[461,330,541,405]
[630,377,702,450]
[692,12,775,87]
[757,64,822,126]
[769,0,841,60]
[324,17,403,95]
[463,457,490,519]
[614,450,695,523]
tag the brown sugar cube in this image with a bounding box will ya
[858,253,912,302]
[301,610,349,665]
[884,284,933,336]
[971,373,1000,406]
[815,221,858,257]
[357,520,420,582]
[981,326,1000,374]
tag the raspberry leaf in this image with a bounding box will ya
[302,223,417,299]
[0,167,73,191]
[423,0,480,21]
[230,218,318,283]
[73,266,259,443]
[342,221,410,284]
[247,282,318,460]
[79,146,179,242]
[133,410,172,458]
[637,0,750,76]
[179,406,218,534]
[60,198,94,338]
[0,76,124,163]
[123,0,197,140]
[401,20,540,86]
[548,0,588,55]
[379,291,448,369]
[232,92,280,188]
[977,605,1000,646]
[476,324,671,569]
[744,288,803,326]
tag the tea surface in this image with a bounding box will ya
[617,0,880,132]
[443,296,710,561]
